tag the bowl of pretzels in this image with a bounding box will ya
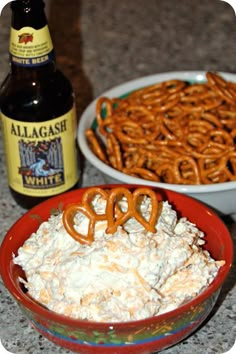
[0,184,233,354]
[78,71,236,220]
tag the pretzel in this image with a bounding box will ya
[173,156,201,184]
[106,133,123,170]
[63,188,108,245]
[85,129,108,163]
[209,129,233,146]
[185,132,210,152]
[179,84,222,111]
[96,97,115,136]
[144,92,182,113]
[218,108,236,131]
[113,120,147,145]
[106,187,159,234]
[206,72,236,104]
[122,167,160,181]
[198,153,236,184]
[86,72,236,185]
[63,187,160,245]
[155,163,177,184]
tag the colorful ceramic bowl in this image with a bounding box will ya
[0,185,233,354]
[77,71,236,221]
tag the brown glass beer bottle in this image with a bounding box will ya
[0,0,80,209]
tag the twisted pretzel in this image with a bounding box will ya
[106,187,158,234]
[63,188,108,245]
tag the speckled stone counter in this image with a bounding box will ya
[0,1,236,353]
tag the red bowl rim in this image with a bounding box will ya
[0,184,233,329]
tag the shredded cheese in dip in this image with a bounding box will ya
[14,195,225,322]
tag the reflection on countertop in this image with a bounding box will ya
[0,0,235,353]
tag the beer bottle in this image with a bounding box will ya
[0,0,80,209]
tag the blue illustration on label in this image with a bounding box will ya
[18,138,65,189]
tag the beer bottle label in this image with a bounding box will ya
[1,107,79,197]
[9,25,54,67]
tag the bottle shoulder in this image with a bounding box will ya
[0,69,75,121]
[1,68,72,90]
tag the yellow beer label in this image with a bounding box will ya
[9,25,54,66]
[1,108,79,197]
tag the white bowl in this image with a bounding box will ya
[77,71,236,220]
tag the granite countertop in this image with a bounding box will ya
[0,0,236,353]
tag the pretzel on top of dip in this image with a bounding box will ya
[63,186,160,245]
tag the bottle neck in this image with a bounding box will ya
[11,0,47,29]
[9,0,56,75]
